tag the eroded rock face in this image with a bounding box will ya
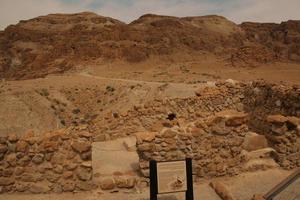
[1,12,299,80]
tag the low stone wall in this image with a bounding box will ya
[243,81,300,133]
[265,115,300,169]
[0,129,93,193]
[94,80,300,143]
[136,110,272,178]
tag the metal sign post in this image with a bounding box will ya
[150,158,194,200]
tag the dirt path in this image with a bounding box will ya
[0,169,293,200]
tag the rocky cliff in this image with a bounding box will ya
[0,12,299,80]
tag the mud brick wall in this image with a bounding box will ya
[136,110,251,178]
[265,115,300,169]
[0,129,93,194]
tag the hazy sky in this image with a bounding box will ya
[0,0,300,30]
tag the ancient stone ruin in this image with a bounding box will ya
[0,80,299,194]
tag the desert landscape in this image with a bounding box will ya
[0,10,299,200]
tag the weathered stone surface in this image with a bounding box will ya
[15,167,25,176]
[80,151,92,160]
[52,183,63,193]
[77,131,92,138]
[16,140,29,152]
[53,165,64,174]
[76,167,92,181]
[29,182,51,194]
[45,171,60,183]
[138,143,154,151]
[135,132,156,144]
[6,153,16,166]
[32,154,44,164]
[161,129,177,138]
[62,181,75,192]
[242,132,268,151]
[8,134,18,143]
[210,181,236,200]
[81,161,92,168]
[266,115,287,124]
[20,173,43,182]
[15,182,29,192]
[76,181,94,191]
[71,139,91,153]
[51,152,67,165]
[39,140,59,152]
[252,194,265,200]
[0,177,14,186]
[99,178,115,190]
[0,144,7,153]
[63,171,73,179]
[64,163,77,171]
[17,155,31,166]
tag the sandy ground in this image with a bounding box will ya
[0,169,296,200]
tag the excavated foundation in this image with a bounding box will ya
[0,80,299,194]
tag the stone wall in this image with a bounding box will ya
[242,81,300,133]
[94,80,300,142]
[265,115,300,169]
[136,110,274,178]
[0,129,93,193]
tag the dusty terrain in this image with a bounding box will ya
[0,169,295,200]
[0,12,299,200]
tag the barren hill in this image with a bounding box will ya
[0,12,300,80]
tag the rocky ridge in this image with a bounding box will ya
[0,12,299,79]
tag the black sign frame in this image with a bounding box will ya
[150,158,194,200]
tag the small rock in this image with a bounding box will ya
[53,165,64,174]
[62,181,75,192]
[80,151,92,160]
[0,144,7,153]
[52,183,63,193]
[15,182,29,192]
[71,139,91,153]
[78,131,92,138]
[0,177,14,186]
[242,132,268,151]
[76,166,92,181]
[81,161,92,168]
[32,153,44,164]
[8,134,18,143]
[16,140,29,152]
[76,181,94,191]
[210,181,236,200]
[29,182,50,194]
[63,171,73,179]
[100,178,115,190]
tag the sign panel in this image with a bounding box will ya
[157,160,187,194]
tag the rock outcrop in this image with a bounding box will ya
[0,12,299,80]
